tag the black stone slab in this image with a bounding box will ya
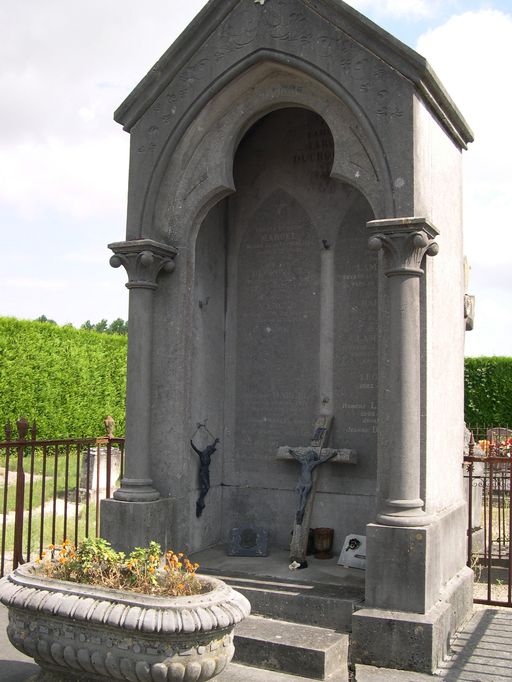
[228,527,269,557]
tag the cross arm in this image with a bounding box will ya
[276,446,358,464]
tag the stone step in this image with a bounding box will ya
[217,661,344,681]
[233,615,349,680]
[199,571,363,631]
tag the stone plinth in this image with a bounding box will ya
[100,497,173,555]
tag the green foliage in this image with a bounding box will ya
[107,318,128,335]
[80,318,128,335]
[35,315,57,325]
[465,357,512,426]
[0,317,127,438]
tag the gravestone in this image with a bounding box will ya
[79,446,121,496]
[463,427,484,553]
[101,0,474,673]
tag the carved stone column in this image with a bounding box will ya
[368,218,439,526]
[109,239,177,502]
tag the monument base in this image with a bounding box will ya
[100,497,173,554]
[364,503,469,613]
[351,565,474,673]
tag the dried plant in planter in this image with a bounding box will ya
[0,537,250,682]
[37,537,204,597]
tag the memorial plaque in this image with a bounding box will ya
[232,110,322,480]
[334,194,378,461]
[337,534,367,570]
[227,527,269,557]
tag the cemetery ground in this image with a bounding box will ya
[1,445,512,680]
[1,586,511,682]
[0,443,120,576]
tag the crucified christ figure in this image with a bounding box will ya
[190,437,220,518]
[289,447,337,524]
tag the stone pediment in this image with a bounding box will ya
[115,0,473,149]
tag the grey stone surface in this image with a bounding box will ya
[0,605,39,682]
[351,601,453,673]
[109,239,177,504]
[0,564,250,682]
[352,566,473,674]
[193,546,364,631]
[234,615,348,679]
[102,0,474,674]
[3,602,512,682]
[216,575,359,633]
[100,497,173,554]
[227,527,269,557]
[364,503,469,612]
[437,607,512,681]
[355,664,434,680]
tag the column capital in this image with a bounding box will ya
[108,239,177,290]
[367,217,439,276]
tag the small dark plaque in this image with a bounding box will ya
[227,527,269,557]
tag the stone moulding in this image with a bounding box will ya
[0,563,251,681]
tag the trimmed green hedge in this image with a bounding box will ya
[0,317,127,439]
[0,316,509,437]
[465,357,512,426]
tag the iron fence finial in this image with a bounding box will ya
[16,417,29,441]
[104,416,115,438]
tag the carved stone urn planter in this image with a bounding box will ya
[0,563,250,681]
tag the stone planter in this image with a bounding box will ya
[0,563,250,681]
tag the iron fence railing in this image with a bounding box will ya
[0,417,124,578]
[465,425,512,607]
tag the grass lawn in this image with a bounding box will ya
[0,444,121,575]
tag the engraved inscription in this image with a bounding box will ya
[316,35,353,69]
[265,3,312,43]
[235,188,320,465]
[179,58,209,85]
[376,89,404,119]
[215,9,258,60]
[137,125,160,155]
[289,118,335,194]
[334,193,378,448]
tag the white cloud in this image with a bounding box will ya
[1,1,510,356]
[0,274,128,327]
[0,0,207,220]
[0,135,129,220]
[416,10,512,265]
[1,277,67,292]
[346,0,448,20]
[417,9,512,355]
[64,249,111,266]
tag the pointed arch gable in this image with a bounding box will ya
[137,53,395,245]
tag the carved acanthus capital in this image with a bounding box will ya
[367,218,439,276]
[108,239,177,290]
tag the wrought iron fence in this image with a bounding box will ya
[0,417,124,578]
[465,425,512,607]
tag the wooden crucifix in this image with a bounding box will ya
[277,415,357,568]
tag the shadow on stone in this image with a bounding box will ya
[440,609,512,681]
[0,659,40,682]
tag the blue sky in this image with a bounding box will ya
[1,0,510,356]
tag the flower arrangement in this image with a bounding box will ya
[36,537,203,597]
[478,437,512,457]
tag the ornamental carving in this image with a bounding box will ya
[109,239,177,290]
[367,218,439,276]
[0,564,250,682]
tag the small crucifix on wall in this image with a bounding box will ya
[190,423,220,518]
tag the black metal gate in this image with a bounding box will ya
[465,426,512,606]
